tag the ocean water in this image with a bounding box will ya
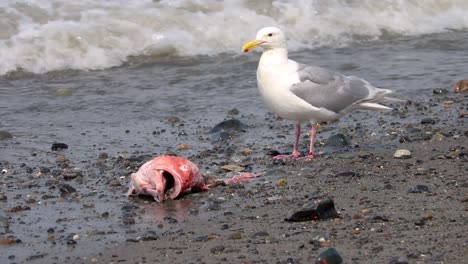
[0,0,467,159]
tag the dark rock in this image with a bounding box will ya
[209,119,247,134]
[209,119,247,142]
[134,231,159,241]
[209,131,231,142]
[432,88,448,95]
[334,171,357,177]
[414,218,426,226]
[408,185,429,193]
[210,245,225,255]
[39,167,50,173]
[63,168,83,180]
[51,143,68,151]
[251,231,269,238]
[285,198,339,222]
[0,131,13,140]
[266,150,281,156]
[227,108,239,116]
[326,134,351,147]
[309,232,330,248]
[59,184,77,197]
[389,256,409,264]
[10,205,31,213]
[315,247,343,264]
[366,215,389,222]
[194,235,210,242]
[421,118,435,125]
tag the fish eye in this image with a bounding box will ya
[267,33,273,37]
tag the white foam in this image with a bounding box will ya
[0,0,467,74]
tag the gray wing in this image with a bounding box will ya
[291,64,372,113]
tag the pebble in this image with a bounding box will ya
[63,168,83,180]
[408,185,429,193]
[59,184,77,197]
[0,131,13,140]
[178,143,189,150]
[251,231,269,238]
[389,256,409,264]
[231,232,242,239]
[285,198,339,222]
[326,134,351,147]
[221,165,244,172]
[420,118,435,125]
[166,116,180,124]
[276,179,288,187]
[309,232,331,248]
[334,171,357,177]
[51,143,68,151]
[210,245,225,255]
[239,148,254,155]
[315,247,343,264]
[209,119,247,142]
[414,218,426,226]
[432,88,448,95]
[393,149,412,159]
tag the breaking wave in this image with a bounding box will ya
[1,0,467,74]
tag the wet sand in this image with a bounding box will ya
[1,87,466,263]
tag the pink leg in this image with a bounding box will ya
[273,123,301,160]
[304,125,316,160]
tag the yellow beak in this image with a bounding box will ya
[242,40,264,53]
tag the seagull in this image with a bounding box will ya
[242,26,401,160]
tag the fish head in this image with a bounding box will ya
[454,79,468,93]
[149,156,203,201]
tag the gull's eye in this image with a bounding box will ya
[267,33,273,37]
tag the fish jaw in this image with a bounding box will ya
[127,156,205,202]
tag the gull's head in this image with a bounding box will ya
[242,27,286,53]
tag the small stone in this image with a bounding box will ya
[209,119,247,134]
[221,165,245,172]
[210,245,225,255]
[389,256,409,264]
[421,118,435,125]
[167,116,180,124]
[39,167,51,173]
[63,168,83,180]
[414,218,425,226]
[408,185,429,193]
[315,248,343,264]
[266,150,281,156]
[59,184,77,197]
[178,143,189,150]
[251,231,269,238]
[432,88,448,95]
[231,232,242,239]
[51,143,68,151]
[334,171,357,177]
[0,131,13,140]
[72,235,80,241]
[285,198,339,222]
[276,179,288,187]
[393,149,411,159]
[326,134,351,147]
[309,232,331,248]
[227,108,240,116]
[98,153,109,159]
[239,148,254,155]
[431,133,445,142]
[10,206,31,213]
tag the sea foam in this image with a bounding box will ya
[0,0,467,75]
